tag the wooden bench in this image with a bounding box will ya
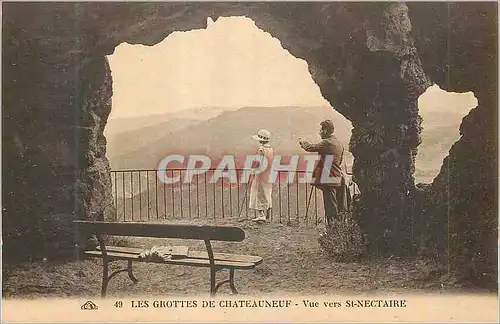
[73,221,263,297]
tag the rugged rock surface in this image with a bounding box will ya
[2,2,497,287]
[2,4,115,260]
[407,2,498,287]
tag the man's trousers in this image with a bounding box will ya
[322,186,345,225]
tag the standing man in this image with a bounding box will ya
[299,120,348,225]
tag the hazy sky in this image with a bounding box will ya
[108,16,328,119]
[108,16,477,120]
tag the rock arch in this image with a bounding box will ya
[2,2,497,287]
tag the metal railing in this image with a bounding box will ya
[110,168,355,226]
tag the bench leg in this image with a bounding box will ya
[102,260,138,297]
[101,259,109,298]
[127,260,139,283]
[213,269,239,295]
[229,269,238,294]
[209,267,217,296]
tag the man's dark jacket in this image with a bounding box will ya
[301,135,345,188]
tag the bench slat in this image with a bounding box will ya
[97,246,143,254]
[74,220,245,242]
[188,251,263,265]
[84,250,257,269]
[99,246,263,265]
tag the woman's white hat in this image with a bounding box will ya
[252,129,271,142]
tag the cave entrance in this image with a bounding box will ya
[415,84,477,183]
[104,16,354,224]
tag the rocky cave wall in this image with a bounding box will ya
[2,2,497,286]
[2,3,116,259]
[407,2,498,286]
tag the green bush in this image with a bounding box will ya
[318,211,366,262]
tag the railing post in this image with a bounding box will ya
[188,170,192,219]
[138,171,142,221]
[122,172,125,221]
[146,171,150,220]
[204,172,208,219]
[130,171,134,221]
[171,170,175,219]
[179,170,183,219]
[196,173,200,218]
[163,169,167,219]
[278,170,282,223]
[155,170,159,220]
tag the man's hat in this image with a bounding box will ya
[320,119,335,133]
[252,129,271,142]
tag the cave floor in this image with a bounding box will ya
[2,219,488,298]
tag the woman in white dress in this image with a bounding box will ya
[248,129,274,223]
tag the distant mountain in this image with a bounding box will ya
[414,109,466,181]
[106,118,201,159]
[108,105,354,170]
[173,106,227,120]
[105,106,225,137]
[105,113,175,137]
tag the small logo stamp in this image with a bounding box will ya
[81,300,98,310]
